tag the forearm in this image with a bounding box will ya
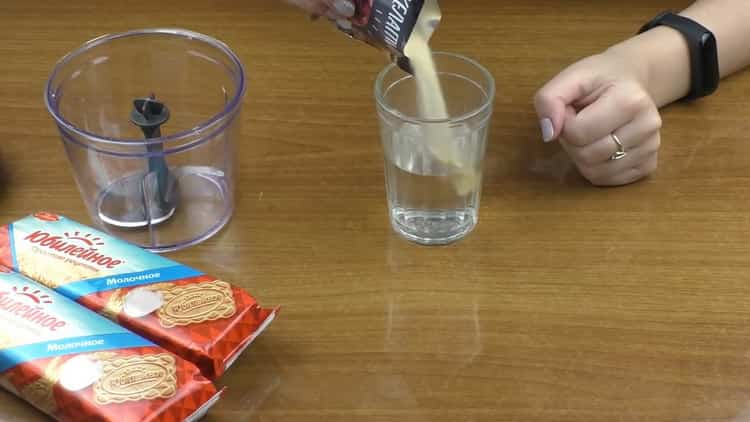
[607,0,750,107]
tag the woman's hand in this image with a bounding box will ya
[534,49,662,186]
[285,0,355,21]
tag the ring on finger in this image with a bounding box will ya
[609,133,627,161]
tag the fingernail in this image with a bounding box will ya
[540,118,554,143]
[333,0,356,18]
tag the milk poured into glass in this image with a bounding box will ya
[401,1,478,196]
[368,0,493,244]
[379,0,484,244]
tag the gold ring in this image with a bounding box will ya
[609,133,627,161]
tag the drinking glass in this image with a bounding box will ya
[374,52,495,245]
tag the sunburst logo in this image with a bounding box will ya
[63,231,105,247]
[0,284,66,331]
[11,285,53,305]
[23,229,124,269]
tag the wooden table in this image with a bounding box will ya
[2,0,750,420]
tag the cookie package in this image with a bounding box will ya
[0,267,222,422]
[0,212,277,379]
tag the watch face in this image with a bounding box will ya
[700,32,719,94]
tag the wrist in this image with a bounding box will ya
[606,27,692,107]
[602,41,652,98]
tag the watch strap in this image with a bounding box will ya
[638,12,719,100]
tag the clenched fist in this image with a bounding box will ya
[535,49,662,186]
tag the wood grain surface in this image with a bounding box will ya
[2,0,750,421]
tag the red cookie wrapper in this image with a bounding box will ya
[0,212,277,379]
[0,268,223,422]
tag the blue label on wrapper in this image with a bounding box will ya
[4,214,206,298]
[0,271,154,372]
[58,266,204,300]
[8,223,18,270]
[0,333,152,373]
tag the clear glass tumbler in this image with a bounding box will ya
[375,52,495,245]
[44,28,245,252]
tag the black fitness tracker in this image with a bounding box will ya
[638,11,719,101]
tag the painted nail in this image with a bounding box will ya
[540,118,554,143]
[333,0,356,18]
